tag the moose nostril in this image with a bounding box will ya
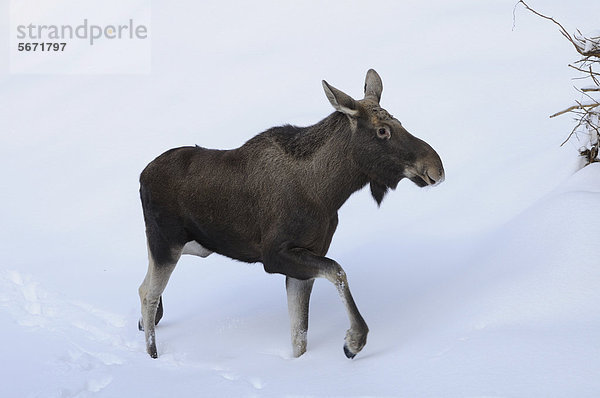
[426,168,444,186]
[434,172,445,185]
[438,168,445,183]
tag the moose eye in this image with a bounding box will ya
[377,127,391,140]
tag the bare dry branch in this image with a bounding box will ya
[568,64,600,77]
[517,1,580,53]
[580,89,600,104]
[550,103,599,118]
[517,1,600,57]
[590,65,600,86]
[561,123,582,146]
[517,1,599,163]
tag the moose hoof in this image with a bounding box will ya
[343,344,356,359]
[292,344,307,358]
[291,332,308,358]
[146,337,158,359]
[343,327,368,359]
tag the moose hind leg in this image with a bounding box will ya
[155,296,164,325]
[137,296,163,331]
[138,242,179,359]
[286,277,315,357]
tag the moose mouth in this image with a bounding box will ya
[409,175,431,188]
[406,169,444,188]
[368,165,444,205]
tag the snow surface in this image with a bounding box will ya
[2,1,600,397]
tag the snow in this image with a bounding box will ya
[2,1,600,397]
[583,32,600,53]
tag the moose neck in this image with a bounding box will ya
[302,112,369,212]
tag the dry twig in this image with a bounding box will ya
[517,1,600,57]
[516,1,599,163]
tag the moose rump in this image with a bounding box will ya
[141,147,263,263]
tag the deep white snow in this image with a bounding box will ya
[2,1,600,397]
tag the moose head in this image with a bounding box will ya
[322,69,445,204]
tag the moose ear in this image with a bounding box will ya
[322,80,359,117]
[364,69,383,103]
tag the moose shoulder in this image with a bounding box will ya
[138,69,444,359]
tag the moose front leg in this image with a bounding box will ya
[267,248,369,359]
[286,277,315,357]
[334,272,369,359]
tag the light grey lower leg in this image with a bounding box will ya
[322,267,369,358]
[275,248,369,358]
[139,245,178,359]
[286,277,315,357]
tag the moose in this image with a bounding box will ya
[138,69,444,359]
